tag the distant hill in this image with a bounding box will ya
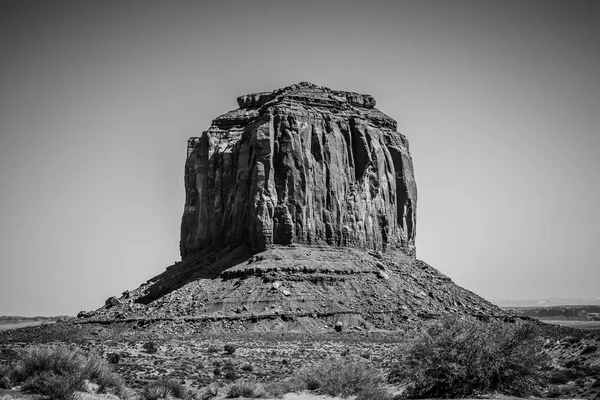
[491,298,600,307]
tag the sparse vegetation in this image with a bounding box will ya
[388,317,548,398]
[292,357,391,398]
[143,341,159,354]
[240,363,253,371]
[223,344,237,355]
[8,346,128,400]
[142,378,191,399]
[0,364,11,389]
[263,380,298,398]
[107,352,121,364]
[226,381,268,398]
[581,344,598,355]
[207,345,220,353]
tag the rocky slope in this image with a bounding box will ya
[80,83,508,330]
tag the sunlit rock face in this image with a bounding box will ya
[180,82,417,258]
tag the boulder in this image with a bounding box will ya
[104,297,121,308]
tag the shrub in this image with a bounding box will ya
[263,380,298,398]
[224,369,238,380]
[388,317,548,398]
[202,382,220,399]
[293,357,389,398]
[0,364,11,389]
[224,344,237,355]
[240,363,253,372]
[106,353,121,364]
[143,378,190,399]
[207,345,220,353]
[581,345,597,355]
[10,346,128,400]
[142,385,172,400]
[143,342,159,354]
[226,381,267,398]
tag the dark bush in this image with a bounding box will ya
[207,345,220,353]
[10,346,128,400]
[142,378,190,399]
[241,363,253,371]
[226,381,267,398]
[581,345,597,355]
[224,344,237,355]
[388,317,548,398]
[143,341,159,354]
[224,369,238,380]
[0,364,11,389]
[564,360,579,368]
[293,357,390,398]
[106,353,121,364]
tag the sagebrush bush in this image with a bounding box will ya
[10,346,128,400]
[143,378,190,399]
[581,345,598,355]
[0,364,11,389]
[143,341,159,354]
[263,380,298,398]
[389,317,548,398]
[223,344,237,355]
[292,357,390,398]
[226,381,268,398]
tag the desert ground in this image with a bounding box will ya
[1,318,599,400]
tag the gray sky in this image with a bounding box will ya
[1,0,599,316]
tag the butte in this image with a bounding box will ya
[82,82,507,331]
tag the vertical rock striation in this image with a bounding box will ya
[181,82,417,258]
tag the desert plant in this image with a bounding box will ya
[201,382,220,399]
[143,341,159,354]
[207,345,220,353]
[224,369,237,380]
[222,359,238,380]
[0,364,11,389]
[388,317,549,398]
[106,353,121,364]
[240,363,253,372]
[226,381,267,398]
[223,344,237,355]
[581,344,597,355]
[263,380,299,398]
[292,357,389,398]
[143,378,190,400]
[142,385,173,400]
[10,346,128,400]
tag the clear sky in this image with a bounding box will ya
[1,0,599,316]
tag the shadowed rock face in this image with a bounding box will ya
[180,82,417,258]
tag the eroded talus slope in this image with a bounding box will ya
[84,245,506,330]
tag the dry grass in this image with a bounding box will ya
[9,346,128,400]
[291,357,391,399]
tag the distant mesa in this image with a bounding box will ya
[81,82,508,331]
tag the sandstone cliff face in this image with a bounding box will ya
[180,82,417,258]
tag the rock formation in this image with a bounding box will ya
[82,83,508,331]
[180,82,416,258]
